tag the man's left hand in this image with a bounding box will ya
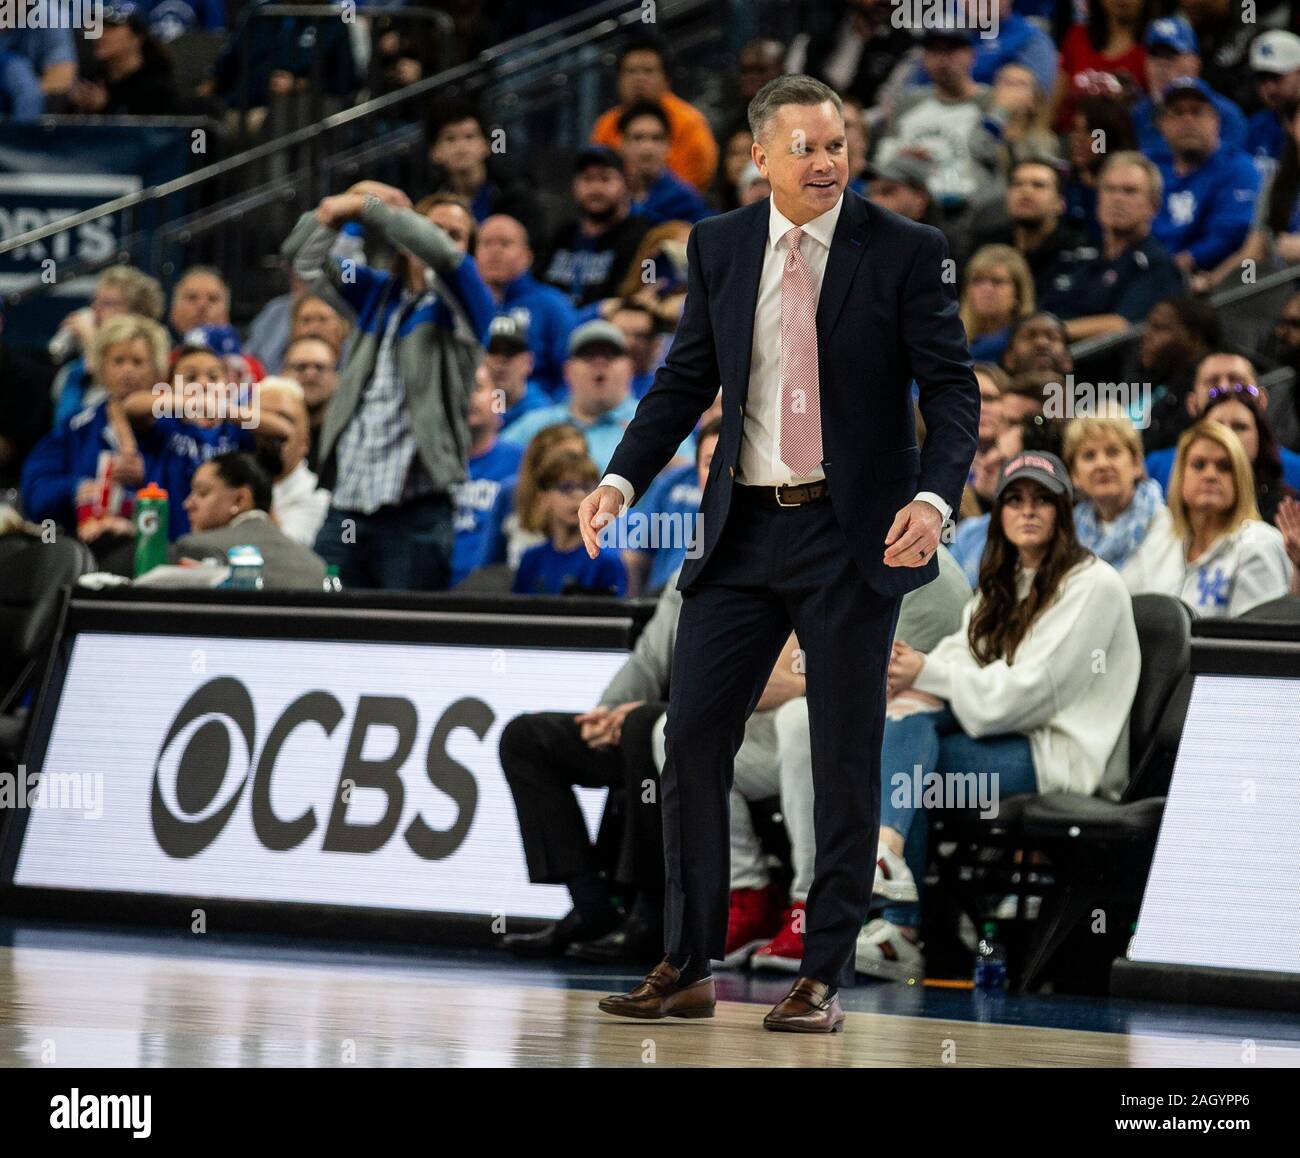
[884,499,942,568]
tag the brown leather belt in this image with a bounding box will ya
[735,479,830,507]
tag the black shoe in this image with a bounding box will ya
[566,915,664,965]
[501,909,620,958]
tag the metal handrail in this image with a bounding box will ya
[1068,262,1300,364]
[0,0,703,258]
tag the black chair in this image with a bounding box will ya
[1240,595,1300,622]
[1012,595,1194,991]
[454,563,515,593]
[0,532,93,761]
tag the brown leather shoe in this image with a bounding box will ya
[762,977,846,1033]
[598,957,716,1020]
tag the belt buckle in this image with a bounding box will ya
[775,485,801,508]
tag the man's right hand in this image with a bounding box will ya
[578,484,625,559]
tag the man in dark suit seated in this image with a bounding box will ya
[579,74,979,1032]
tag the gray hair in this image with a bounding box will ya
[1100,150,1164,212]
[747,74,843,145]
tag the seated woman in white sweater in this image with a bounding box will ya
[1063,413,1176,595]
[856,451,1140,982]
[1145,419,1295,618]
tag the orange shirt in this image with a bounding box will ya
[590,90,719,192]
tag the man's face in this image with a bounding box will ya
[1160,94,1219,159]
[1006,316,1070,375]
[1273,295,1300,359]
[618,49,668,103]
[467,375,500,438]
[867,177,927,220]
[291,297,347,351]
[282,338,339,412]
[1138,302,1186,374]
[621,113,670,178]
[565,345,632,413]
[483,345,533,392]
[1255,68,1300,109]
[1006,164,1062,225]
[841,100,869,175]
[1097,162,1156,235]
[428,204,474,254]
[753,100,847,223]
[431,118,489,174]
[1146,49,1198,95]
[610,308,657,370]
[922,44,973,91]
[573,165,627,220]
[737,43,783,101]
[977,371,1005,445]
[171,272,228,332]
[1191,354,1256,413]
[475,217,532,286]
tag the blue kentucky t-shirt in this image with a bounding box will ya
[513,540,627,596]
[450,439,524,586]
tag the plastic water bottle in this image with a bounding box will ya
[226,545,265,590]
[133,482,170,577]
[322,564,342,593]
[973,921,1008,992]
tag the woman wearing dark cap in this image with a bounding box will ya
[858,450,1140,982]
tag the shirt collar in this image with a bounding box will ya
[567,394,637,429]
[768,192,844,254]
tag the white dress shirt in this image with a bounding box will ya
[601,193,950,522]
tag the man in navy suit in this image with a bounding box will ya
[579,75,979,1032]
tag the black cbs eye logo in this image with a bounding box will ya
[151,678,256,858]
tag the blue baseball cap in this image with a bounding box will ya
[182,324,242,356]
[1145,16,1198,56]
[1161,76,1216,107]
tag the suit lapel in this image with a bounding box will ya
[730,205,769,407]
[816,191,871,341]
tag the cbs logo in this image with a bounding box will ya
[151,677,487,860]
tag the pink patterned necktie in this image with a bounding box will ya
[778,226,822,476]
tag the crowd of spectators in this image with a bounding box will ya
[7,4,1300,980]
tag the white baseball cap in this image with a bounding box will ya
[1250,30,1300,76]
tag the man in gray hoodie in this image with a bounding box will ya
[282,181,494,589]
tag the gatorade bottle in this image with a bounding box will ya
[322,564,342,593]
[133,482,170,577]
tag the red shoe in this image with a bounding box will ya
[750,901,806,974]
[716,883,787,969]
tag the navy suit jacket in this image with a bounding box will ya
[605,190,980,598]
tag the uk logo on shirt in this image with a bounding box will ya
[1167,190,1197,226]
[1196,566,1232,608]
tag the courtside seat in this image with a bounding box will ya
[0,532,93,762]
